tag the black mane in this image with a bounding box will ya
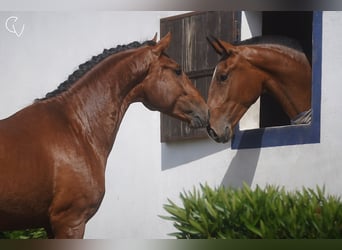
[37,39,156,101]
[234,35,304,52]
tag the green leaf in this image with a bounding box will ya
[158,215,177,221]
[245,223,263,238]
[163,203,187,221]
[204,198,218,218]
[189,219,206,235]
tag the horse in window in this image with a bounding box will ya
[206,36,312,143]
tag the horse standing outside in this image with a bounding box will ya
[206,36,312,143]
[0,33,208,238]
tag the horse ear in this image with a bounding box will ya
[152,32,171,56]
[152,32,158,42]
[207,36,237,56]
[207,36,225,55]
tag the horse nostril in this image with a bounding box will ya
[206,124,231,143]
[197,114,209,128]
[207,125,218,139]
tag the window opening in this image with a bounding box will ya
[232,11,322,149]
[260,11,313,128]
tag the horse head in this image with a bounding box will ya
[206,37,264,143]
[138,33,208,128]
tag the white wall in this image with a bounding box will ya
[1,11,342,239]
[239,11,262,130]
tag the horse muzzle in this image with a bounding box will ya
[188,110,209,129]
[206,124,232,143]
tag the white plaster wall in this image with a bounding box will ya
[1,11,342,239]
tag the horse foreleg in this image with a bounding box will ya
[52,222,86,239]
[49,211,87,239]
[48,167,105,238]
[48,197,102,239]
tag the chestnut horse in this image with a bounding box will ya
[0,33,208,238]
[206,36,312,143]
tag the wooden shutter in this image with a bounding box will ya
[160,11,241,142]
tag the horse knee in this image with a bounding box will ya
[49,197,103,238]
[51,220,86,239]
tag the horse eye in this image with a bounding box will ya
[220,74,228,82]
[175,68,182,76]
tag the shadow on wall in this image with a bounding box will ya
[161,138,229,170]
[221,130,264,188]
[161,130,264,189]
[220,147,261,188]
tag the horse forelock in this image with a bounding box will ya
[36,39,156,101]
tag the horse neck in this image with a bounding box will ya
[244,45,312,119]
[55,48,151,160]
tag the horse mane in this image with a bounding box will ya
[233,35,304,52]
[37,39,156,101]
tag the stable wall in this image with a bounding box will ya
[0,11,341,239]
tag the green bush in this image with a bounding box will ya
[161,183,342,239]
[0,228,47,239]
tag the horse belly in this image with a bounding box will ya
[0,129,53,231]
[0,209,50,231]
[0,166,53,231]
